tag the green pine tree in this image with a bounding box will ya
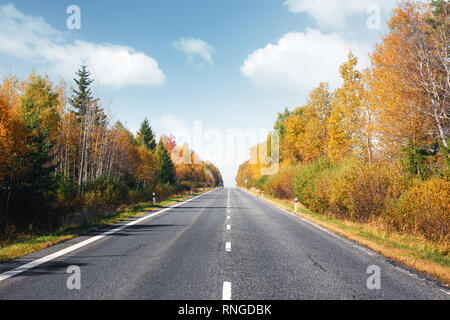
[156,140,175,184]
[137,118,157,151]
[402,142,434,180]
[69,64,98,121]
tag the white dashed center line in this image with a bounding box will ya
[223,189,233,300]
[222,282,232,300]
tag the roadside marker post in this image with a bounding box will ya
[295,198,298,213]
[153,193,156,207]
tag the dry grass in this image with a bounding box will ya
[245,188,450,287]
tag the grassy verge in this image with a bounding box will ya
[244,188,450,286]
[0,189,212,263]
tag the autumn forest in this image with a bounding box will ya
[0,65,222,239]
[236,1,449,243]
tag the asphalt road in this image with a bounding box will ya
[0,188,448,300]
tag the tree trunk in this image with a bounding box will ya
[3,173,13,232]
[434,105,448,148]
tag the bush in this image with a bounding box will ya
[296,159,410,222]
[312,159,356,217]
[259,155,448,241]
[395,177,450,241]
[293,158,335,210]
[267,165,298,199]
[178,182,193,192]
[56,175,79,208]
[82,176,130,208]
[346,162,408,222]
[154,183,177,202]
[128,188,153,204]
[255,175,270,193]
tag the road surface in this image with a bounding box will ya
[0,188,448,300]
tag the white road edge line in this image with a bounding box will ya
[222,282,232,300]
[394,266,425,281]
[227,225,231,230]
[0,189,217,283]
[226,242,231,252]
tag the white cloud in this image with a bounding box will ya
[174,38,214,65]
[240,29,371,92]
[0,4,165,89]
[155,114,192,142]
[284,0,397,29]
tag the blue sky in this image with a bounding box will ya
[0,0,398,186]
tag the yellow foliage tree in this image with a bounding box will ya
[369,1,448,157]
[0,77,27,185]
[328,53,366,160]
[0,90,14,184]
